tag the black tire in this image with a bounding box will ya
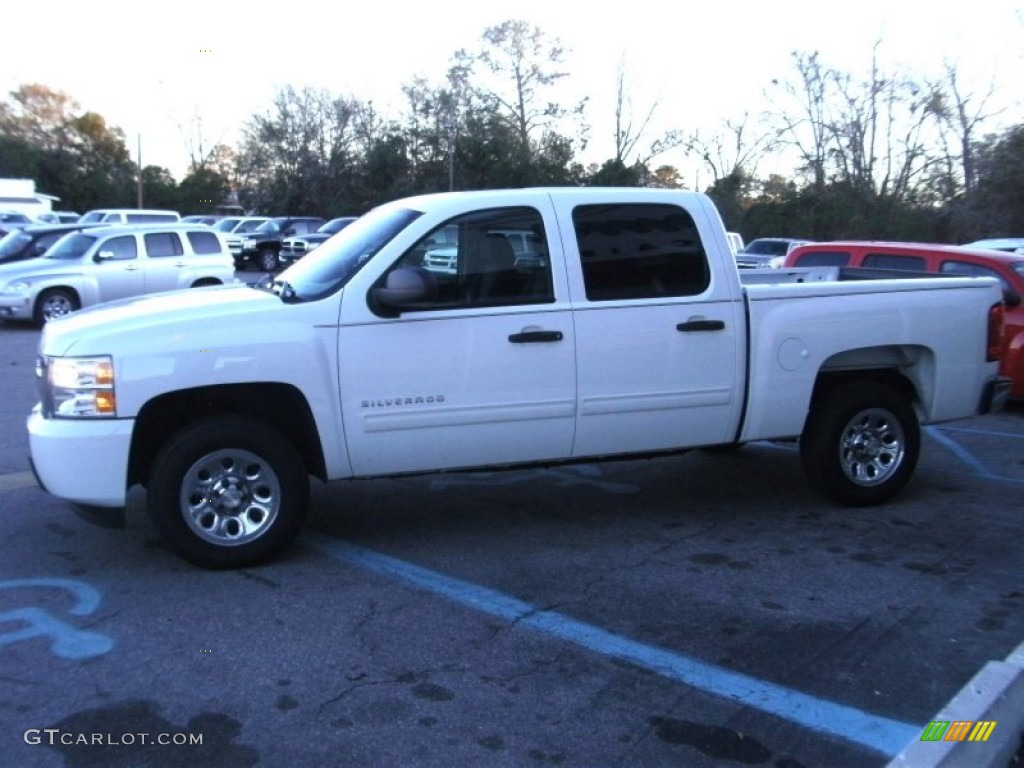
[800,381,919,506]
[258,247,279,272]
[147,416,309,569]
[35,288,79,326]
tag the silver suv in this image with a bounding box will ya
[0,224,236,325]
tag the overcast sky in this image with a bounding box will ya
[4,0,1023,186]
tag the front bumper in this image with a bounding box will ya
[0,295,32,320]
[27,406,135,507]
[979,376,1012,415]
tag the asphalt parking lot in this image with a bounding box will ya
[1,311,1022,768]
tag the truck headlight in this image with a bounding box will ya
[41,355,117,417]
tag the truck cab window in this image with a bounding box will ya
[572,203,710,301]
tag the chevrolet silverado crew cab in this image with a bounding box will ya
[27,188,1011,568]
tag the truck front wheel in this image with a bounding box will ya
[147,416,309,568]
[258,247,279,272]
[800,381,919,506]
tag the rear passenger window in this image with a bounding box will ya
[573,203,709,301]
[144,232,184,258]
[794,250,851,267]
[862,253,926,271]
[187,231,222,254]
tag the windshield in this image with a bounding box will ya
[44,233,96,260]
[273,206,421,301]
[0,230,31,257]
[235,219,267,233]
[254,219,284,234]
[742,239,790,256]
[212,218,241,232]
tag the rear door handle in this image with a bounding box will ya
[508,330,563,343]
[676,320,725,332]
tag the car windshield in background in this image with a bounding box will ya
[320,217,357,234]
[235,220,266,233]
[1012,262,1024,280]
[0,230,31,256]
[44,233,96,260]
[274,206,421,302]
[212,218,243,232]
[742,240,790,256]
[254,220,283,234]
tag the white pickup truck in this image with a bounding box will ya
[27,188,1011,568]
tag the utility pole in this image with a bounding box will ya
[136,134,143,208]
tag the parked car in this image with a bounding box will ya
[0,224,235,325]
[964,238,1024,254]
[734,237,813,268]
[79,209,181,224]
[279,217,357,266]
[0,223,105,265]
[217,217,270,260]
[726,231,745,254]
[0,211,34,235]
[180,215,225,226]
[784,240,1024,399]
[36,211,81,224]
[236,216,326,271]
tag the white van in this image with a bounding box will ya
[79,209,181,224]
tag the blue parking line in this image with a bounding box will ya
[303,533,919,756]
[924,426,1002,479]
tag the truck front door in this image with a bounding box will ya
[338,205,576,476]
[560,200,746,456]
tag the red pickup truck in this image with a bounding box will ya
[784,241,1024,399]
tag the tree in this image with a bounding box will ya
[140,166,179,209]
[0,84,136,211]
[453,20,587,180]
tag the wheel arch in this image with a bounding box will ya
[190,278,223,288]
[128,383,327,488]
[35,285,82,310]
[811,344,933,420]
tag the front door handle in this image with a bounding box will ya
[676,320,725,332]
[508,330,564,343]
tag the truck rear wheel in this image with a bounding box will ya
[147,416,309,568]
[799,381,919,506]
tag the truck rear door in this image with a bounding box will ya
[555,197,747,456]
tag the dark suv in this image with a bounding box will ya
[0,223,104,265]
[235,216,326,271]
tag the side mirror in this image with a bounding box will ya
[373,266,438,312]
[1004,289,1022,308]
[94,250,114,262]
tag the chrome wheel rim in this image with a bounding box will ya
[43,295,74,320]
[838,407,906,486]
[180,449,281,546]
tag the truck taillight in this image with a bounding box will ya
[987,302,1005,362]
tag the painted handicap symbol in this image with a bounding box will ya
[0,578,113,659]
